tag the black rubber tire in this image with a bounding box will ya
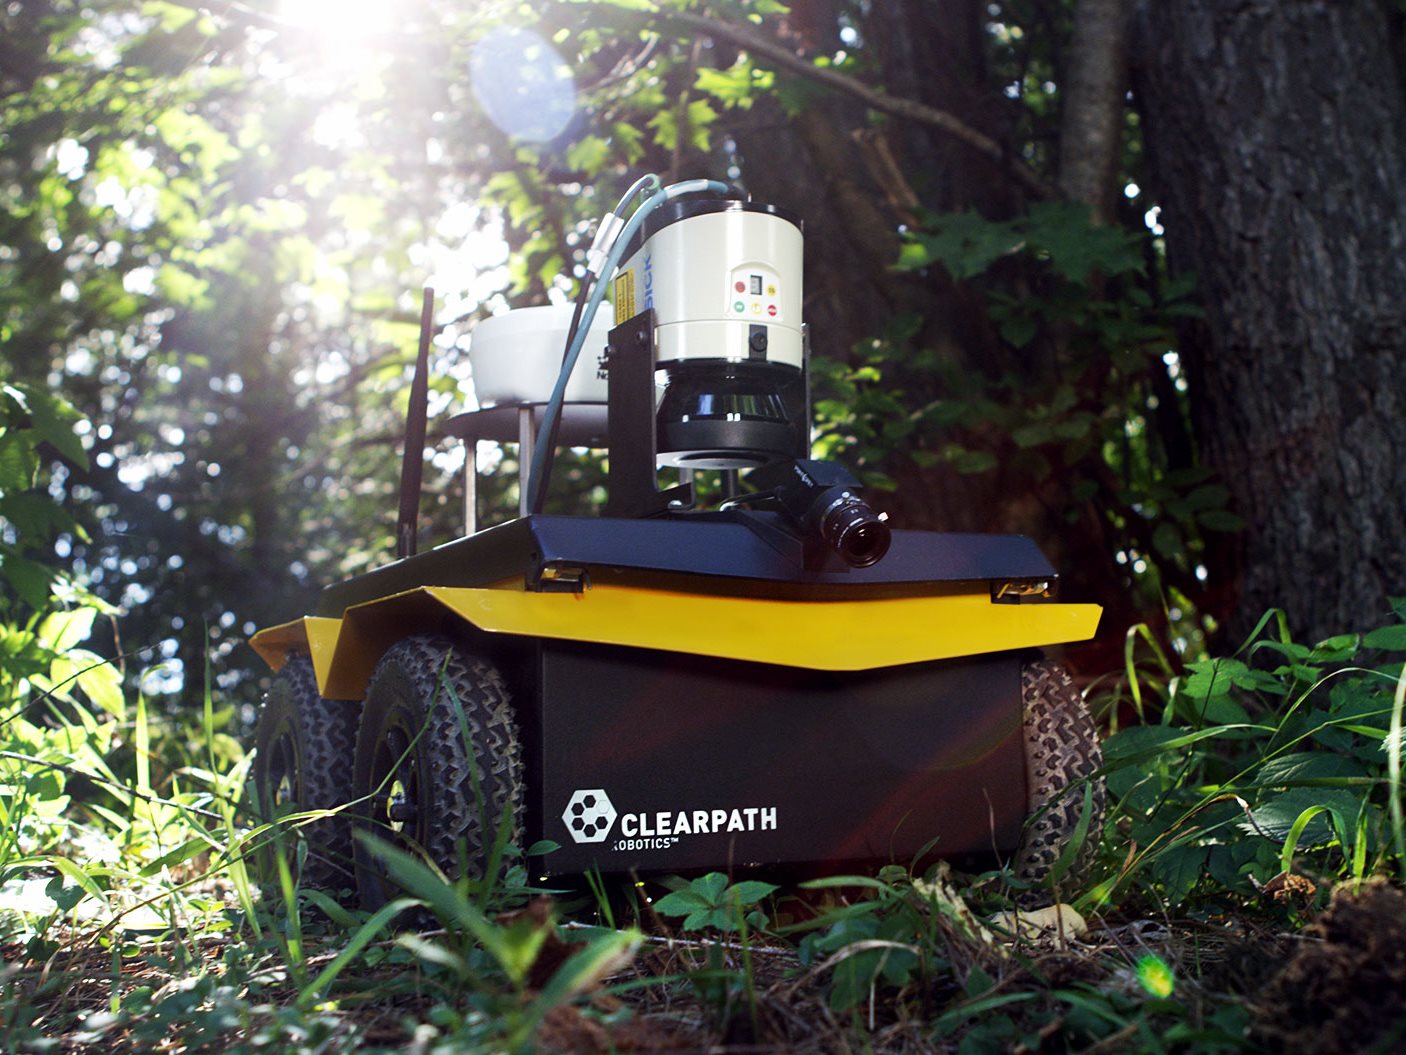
[352,633,524,909]
[1012,657,1105,898]
[251,655,360,890]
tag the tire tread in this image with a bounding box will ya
[1012,658,1105,896]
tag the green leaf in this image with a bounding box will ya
[1247,788,1361,843]
[45,855,108,903]
[0,432,41,494]
[1047,781,1097,887]
[299,897,420,1006]
[1,551,55,609]
[695,60,772,110]
[727,879,779,906]
[139,836,213,876]
[654,872,771,932]
[646,110,677,151]
[565,135,610,174]
[12,384,87,468]
[156,264,209,308]
[999,315,1037,348]
[1364,624,1406,651]
[611,122,645,164]
[1197,509,1245,532]
[1182,483,1231,512]
[1152,521,1183,560]
[531,926,640,1006]
[355,833,516,975]
[37,607,96,652]
[1,492,77,543]
[1255,752,1369,787]
[899,213,1025,280]
[74,652,125,719]
[943,446,997,474]
[1011,421,1055,449]
[1023,201,1145,281]
[684,99,717,151]
[1150,843,1207,904]
[653,888,709,916]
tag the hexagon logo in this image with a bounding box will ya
[561,788,617,844]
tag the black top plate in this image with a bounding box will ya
[315,513,1057,616]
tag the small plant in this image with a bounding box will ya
[653,871,777,933]
[1094,604,1406,910]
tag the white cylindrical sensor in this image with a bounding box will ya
[613,201,804,369]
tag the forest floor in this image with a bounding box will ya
[5,872,1406,1054]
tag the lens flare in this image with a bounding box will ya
[1135,953,1175,998]
[470,28,577,143]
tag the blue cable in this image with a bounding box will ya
[525,177,730,514]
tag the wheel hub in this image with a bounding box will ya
[384,777,417,829]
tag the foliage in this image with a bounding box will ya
[0,635,636,1053]
[1095,606,1406,909]
[816,199,1224,627]
[0,381,88,616]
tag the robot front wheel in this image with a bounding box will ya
[349,633,525,909]
[1012,657,1106,900]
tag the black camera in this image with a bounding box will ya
[751,459,891,568]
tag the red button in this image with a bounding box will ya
[767,304,778,316]
[734,281,745,293]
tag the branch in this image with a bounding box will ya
[652,10,1059,201]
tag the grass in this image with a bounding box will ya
[5,602,1406,1052]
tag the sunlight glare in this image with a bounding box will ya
[279,0,394,53]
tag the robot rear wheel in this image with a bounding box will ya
[251,655,360,889]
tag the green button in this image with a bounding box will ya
[733,300,745,313]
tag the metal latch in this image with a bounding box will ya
[535,565,591,594]
[991,579,1053,604]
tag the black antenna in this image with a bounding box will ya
[396,287,434,559]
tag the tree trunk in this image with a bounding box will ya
[1133,0,1406,643]
[1058,0,1130,223]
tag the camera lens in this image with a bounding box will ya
[819,494,891,568]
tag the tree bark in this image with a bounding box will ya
[1058,0,1130,223]
[1134,0,1406,643]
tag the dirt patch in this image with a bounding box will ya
[1254,878,1406,1054]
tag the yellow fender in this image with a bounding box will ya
[251,582,1101,700]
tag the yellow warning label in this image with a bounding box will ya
[613,270,636,326]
